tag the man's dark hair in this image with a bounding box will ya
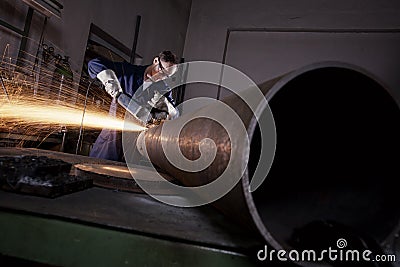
[159,50,178,64]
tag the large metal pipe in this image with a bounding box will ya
[134,62,400,264]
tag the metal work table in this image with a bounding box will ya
[0,148,260,267]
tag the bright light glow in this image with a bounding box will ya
[102,166,132,174]
[0,100,146,132]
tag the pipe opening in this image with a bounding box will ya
[250,67,400,251]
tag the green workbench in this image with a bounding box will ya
[0,148,260,267]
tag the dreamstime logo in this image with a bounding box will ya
[122,61,276,207]
[257,238,397,263]
[336,238,347,249]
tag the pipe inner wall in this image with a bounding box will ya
[249,66,400,252]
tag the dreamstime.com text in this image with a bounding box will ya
[257,238,396,263]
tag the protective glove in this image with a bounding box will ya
[147,91,179,124]
[96,69,123,98]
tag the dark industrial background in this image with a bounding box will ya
[1,0,400,266]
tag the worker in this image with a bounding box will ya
[87,50,179,162]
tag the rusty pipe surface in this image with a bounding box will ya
[137,117,232,186]
[133,62,400,263]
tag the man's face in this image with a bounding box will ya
[148,57,177,82]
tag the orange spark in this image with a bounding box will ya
[0,100,146,132]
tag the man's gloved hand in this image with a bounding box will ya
[96,69,123,98]
[147,91,179,125]
[104,80,123,98]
